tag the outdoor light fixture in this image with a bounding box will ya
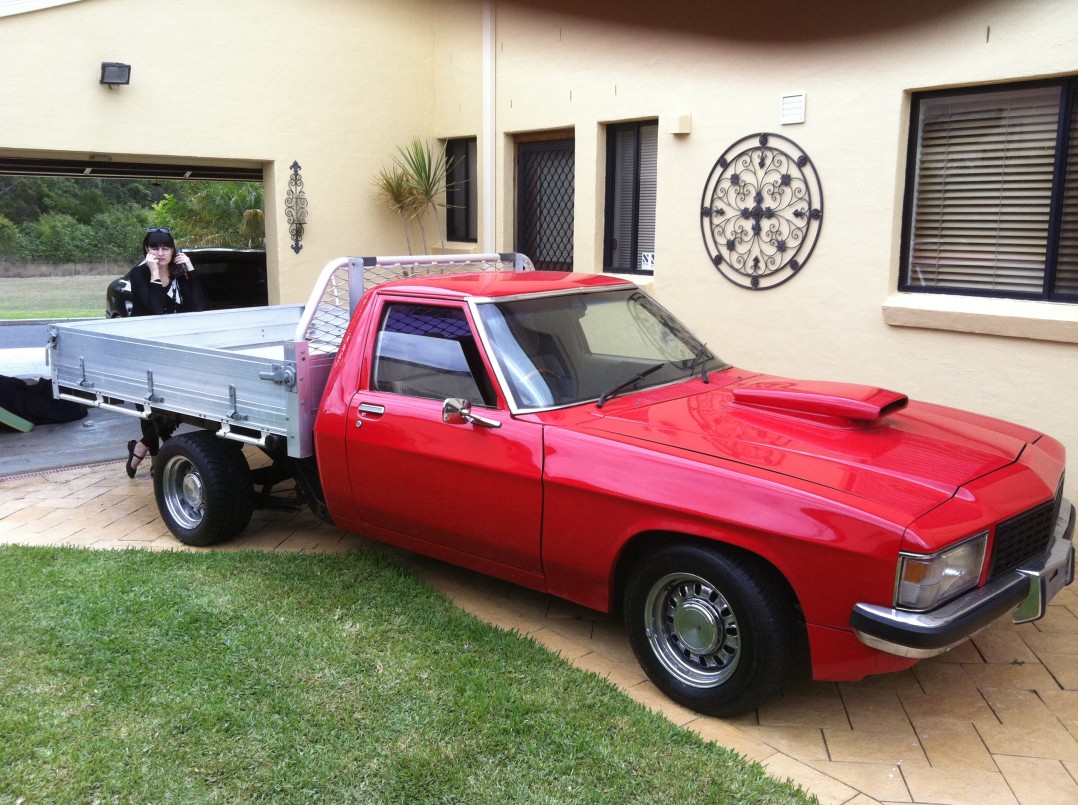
[99,62,131,87]
[286,161,308,254]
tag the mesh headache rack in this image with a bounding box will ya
[295,252,535,356]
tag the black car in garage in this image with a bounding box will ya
[105,248,268,318]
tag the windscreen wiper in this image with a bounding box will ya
[687,346,712,384]
[596,363,665,409]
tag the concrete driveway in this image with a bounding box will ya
[1,432,1076,805]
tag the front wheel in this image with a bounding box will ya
[624,543,796,716]
[154,431,253,546]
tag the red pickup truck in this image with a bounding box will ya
[51,255,1075,716]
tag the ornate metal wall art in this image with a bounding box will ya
[700,133,823,290]
[286,160,308,254]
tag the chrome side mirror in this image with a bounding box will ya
[442,398,501,429]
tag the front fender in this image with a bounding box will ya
[540,428,906,628]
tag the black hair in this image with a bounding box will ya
[141,228,179,268]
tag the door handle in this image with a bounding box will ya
[354,402,385,428]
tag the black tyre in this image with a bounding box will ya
[624,543,796,716]
[154,431,253,546]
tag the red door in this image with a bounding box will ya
[343,300,544,576]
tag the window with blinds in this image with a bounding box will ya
[603,121,657,274]
[901,78,1077,302]
[1059,94,1078,295]
[445,138,477,243]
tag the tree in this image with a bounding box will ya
[152,182,265,248]
[0,215,18,257]
[0,177,265,263]
[0,178,51,225]
[88,208,154,262]
[374,165,423,254]
[24,213,94,262]
[0,177,155,226]
[373,137,455,254]
[396,137,450,252]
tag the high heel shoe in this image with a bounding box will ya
[126,440,139,479]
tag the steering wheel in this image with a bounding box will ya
[522,366,557,383]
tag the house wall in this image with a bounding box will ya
[0,0,450,304]
[481,0,1078,496]
[2,0,1076,495]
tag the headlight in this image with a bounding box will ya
[895,532,988,611]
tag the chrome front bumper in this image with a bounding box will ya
[850,498,1075,659]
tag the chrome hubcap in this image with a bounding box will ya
[645,572,741,688]
[181,472,204,509]
[671,597,723,655]
[162,456,205,530]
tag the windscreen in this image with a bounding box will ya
[476,288,727,410]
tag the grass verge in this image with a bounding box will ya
[0,276,108,319]
[0,546,815,804]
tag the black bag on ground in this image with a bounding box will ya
[0,375,87,430]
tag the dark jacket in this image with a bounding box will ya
[128,260,207,316]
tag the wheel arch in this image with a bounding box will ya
[618,532,812,714]
[611,530,808,649]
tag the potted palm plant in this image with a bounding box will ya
[374,137,453,254]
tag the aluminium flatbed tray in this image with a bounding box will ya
[49,304,330,458]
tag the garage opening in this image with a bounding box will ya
[0,156,266,321]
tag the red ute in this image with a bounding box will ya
[314,271,1074,715]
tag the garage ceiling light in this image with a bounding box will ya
[100,62,131,87]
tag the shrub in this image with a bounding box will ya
[20,213,94,263]
[0,215,18,258]
[88,207,153,262]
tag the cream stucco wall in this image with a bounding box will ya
[0,0,451,303]
[2,0,1076,495]
[483,0,1078,497]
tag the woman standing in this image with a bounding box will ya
[125,227,207,477]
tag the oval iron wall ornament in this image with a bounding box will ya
[700,133,823,290]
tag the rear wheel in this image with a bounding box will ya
[624,543,796,716]
[154,431,252,546]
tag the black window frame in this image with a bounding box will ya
[603,120,657,276]
[445,137,478,244]
[899,76,1078,303]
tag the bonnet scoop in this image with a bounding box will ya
[731,379,908,422]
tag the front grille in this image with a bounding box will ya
[987,498,1057,580]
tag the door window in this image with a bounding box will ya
[372,303,497,406]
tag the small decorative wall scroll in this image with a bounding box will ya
[286,161,308,254]
[700,133,823,290]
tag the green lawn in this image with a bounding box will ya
[0,276,108,319]
[0,547,815,804]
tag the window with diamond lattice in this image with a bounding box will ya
[900,77,1078,302]
[517,139,575,271]
[373,304,495,405]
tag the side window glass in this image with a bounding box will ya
[373,303,497,406]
